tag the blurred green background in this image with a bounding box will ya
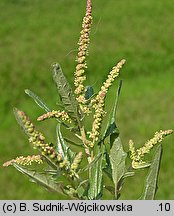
[0,0,174,199]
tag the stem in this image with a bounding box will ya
[80,126,92,163]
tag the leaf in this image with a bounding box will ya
[13,163,64,194]
[25,89,51,112]
[102,80,122,140]
[88,145,104,200]
[52,63,79,122]
[56,124,75,162]
[109,136,127,199]
[140,144,162,200]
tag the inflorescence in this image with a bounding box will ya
[8,109,82,178]
[129,129,173,169]
[3,155,43,167]
[74,0,92,114]
[88,59,126,144]
[37,110,72,123]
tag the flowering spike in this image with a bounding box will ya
[129,139,136,161]
[37,110,72,123]
[14,108,46,146]
[3,155,43,167]
[129,129,173,169]
[136,129,173,160]
[71,152,83,172]
[74,0,92,111]
[88,59,126,144]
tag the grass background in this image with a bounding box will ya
[0,0,173,199]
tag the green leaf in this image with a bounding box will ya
[140,145,162,200]
[88,145,104,200]
[109,136,127,199]
[52,63,79,122]
[13,163,64,194]
[25,89,51,112]
[56,124,75,162]
[102,80,122,141]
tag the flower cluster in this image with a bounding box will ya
[74,0,92,113]
[88,59,126,144]
[129,129,173,169]
[14,109,46,147]
[70,152,83,172]
[3,155,43,167]
[13,109,72,172]
[37,110,72,123]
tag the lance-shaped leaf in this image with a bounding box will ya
[109,135,127,199]
[88,145,104,200]
[56,124,75,162]
[25,89,51,112]
[52,63,79,122]
[140,144,162,200]
[102,80,122,141]
[13,163,64,194]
